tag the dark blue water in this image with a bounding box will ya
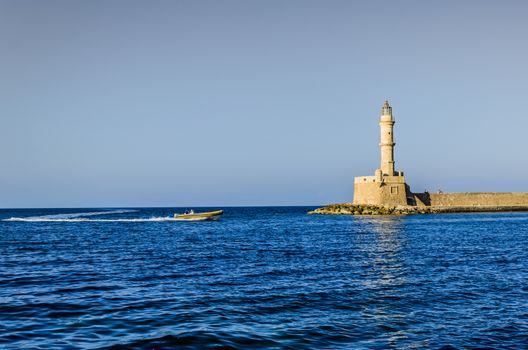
[1,207,527,349]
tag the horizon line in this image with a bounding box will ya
[0,204,325,210]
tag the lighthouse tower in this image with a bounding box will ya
[353,100,411,206]
[379,101,395,176]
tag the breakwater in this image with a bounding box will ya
[414,192,528,207]
[309,203,528,215]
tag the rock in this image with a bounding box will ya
[308,203,447,216]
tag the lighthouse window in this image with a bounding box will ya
[388,132,391,135]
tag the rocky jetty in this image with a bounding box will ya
[308,203,436,216]
[308,203,528,216]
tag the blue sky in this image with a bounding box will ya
[1,0,527,207]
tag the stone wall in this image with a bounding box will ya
[353,181,380,205]
[379,183,411,206]
[414,192,528,207]
[353,176,411,206]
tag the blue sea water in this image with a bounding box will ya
[0,207,527,349]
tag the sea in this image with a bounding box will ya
[0,207,527,349]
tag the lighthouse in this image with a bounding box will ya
[379,101,395,176]
[353,100,411,206]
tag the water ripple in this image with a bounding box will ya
[0,208,527,349]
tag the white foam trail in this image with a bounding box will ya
[1,209,171,222]
[4,216,177,222]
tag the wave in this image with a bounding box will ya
[4,216,177,223]
[2,209,179,222]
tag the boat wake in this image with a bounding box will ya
[3,210,178,223]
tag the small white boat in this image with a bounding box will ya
[173,210,223,221]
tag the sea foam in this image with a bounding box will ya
[2,209,176,222]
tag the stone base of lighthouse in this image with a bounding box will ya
[353,171,412,207]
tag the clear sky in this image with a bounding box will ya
[1,0,527,208]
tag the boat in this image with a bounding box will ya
[173,210,223,221]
